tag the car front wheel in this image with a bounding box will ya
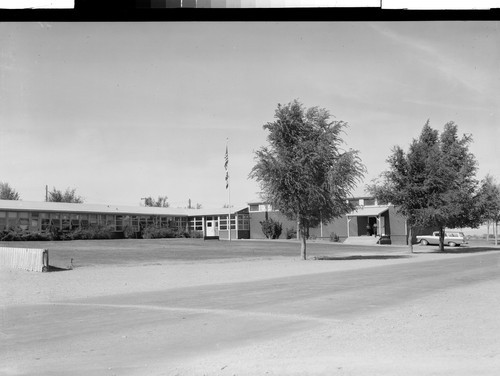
[448,242,457,247]
[421,239,429,246]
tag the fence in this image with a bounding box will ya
[0,247,49,272]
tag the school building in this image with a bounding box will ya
[0,197,412,244]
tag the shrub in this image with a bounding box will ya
[260,218,283,239]
[65,225,114,240]
[329,232,340,242]
[189,230,204,238]
[286,227,297,239]
[123,225,137,239]
[141,225,180,239]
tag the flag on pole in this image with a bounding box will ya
[224,144,229,189]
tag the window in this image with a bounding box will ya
[97,214,105,225]
[116,215,123,231]
[349,199,360,207]
[160,217,169,228]
[81,214,89,228]
[132,216,139,231]
[40,213,50,231]
[189,216,203,231]
[7,211,17,227]
[237,214,250,230]
[30,212,39,231]
[71,214,80,229]
[61,214,71,231]
[364,198,375,206]
[219,215,236,230]
[178,217,187,230]
[16,212,29,230]
[0,211,6,231]
[50,213,61,229]
[106,215,115,230]
[249,204,259,212]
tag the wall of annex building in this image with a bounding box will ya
[387,206,407,245]
[249,210,348,241]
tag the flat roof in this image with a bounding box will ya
[0,200,247,217]
[347,206,389,217]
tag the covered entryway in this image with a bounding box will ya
[346,206,390,242]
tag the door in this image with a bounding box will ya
[206,221,214,237]
[206,219,218,237]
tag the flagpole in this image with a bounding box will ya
[225,138,231,241]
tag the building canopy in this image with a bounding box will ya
[346,206,389,217]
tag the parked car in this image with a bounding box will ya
[416,231,468,247]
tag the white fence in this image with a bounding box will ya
[0,247,49,272]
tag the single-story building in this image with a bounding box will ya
[0,199,250,240]
[0,197,430,245]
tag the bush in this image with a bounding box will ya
[141,225,192,239]
[123,225,137,239]
[329,232,340,242]
[0,226,56,241]
[260,218,283,239]
[63,225,114,240]
[286,227,297,239]
[188,230,204,238]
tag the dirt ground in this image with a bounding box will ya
[2,251,500,375]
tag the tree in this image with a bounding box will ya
[367,121,481,252]
[0,182,20,200]
[249,100,365,259]
[477,174,500,245]
[47,187,84,203]
[143,196,169,208]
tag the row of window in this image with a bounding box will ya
[0,211,251,233]
[0,211,187,233]
[188,215,250,231]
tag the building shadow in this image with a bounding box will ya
[46,265,73,272]
[313,255,411,261]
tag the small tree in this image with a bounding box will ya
[0,182,20,200]
[48,187,84,203]
[477,174,500,246]
[250,100,365,259]
[143,196,169,208]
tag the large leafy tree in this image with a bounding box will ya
[367,121,481,252]
[250,100,365,259]
[143,196,169,208]
[48,187,84,203]
[0,182,21,200]
[477,174,500,245]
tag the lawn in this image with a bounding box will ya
[0,238,410,268]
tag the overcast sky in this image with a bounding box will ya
[1,22,499,209]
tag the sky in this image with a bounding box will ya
[1,21,499,209]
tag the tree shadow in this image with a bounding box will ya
[313,255,411,261]
[413,247,500,254]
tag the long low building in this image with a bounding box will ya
[0,200,250,240]
[0,198,420,244]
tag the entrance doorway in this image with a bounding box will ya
[205,218,218,237]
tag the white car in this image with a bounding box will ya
[416,231,468,247]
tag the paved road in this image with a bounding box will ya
[2,252,500,375]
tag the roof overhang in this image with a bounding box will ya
[346,206,389,217]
